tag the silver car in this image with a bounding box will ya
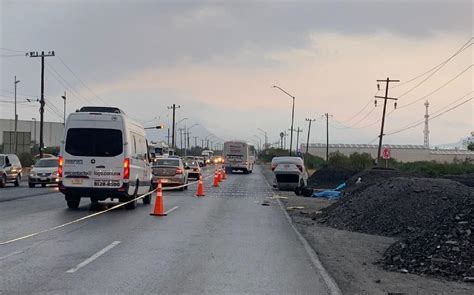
[152,158,189,191]
[28,158,60,187]
[0,154,22,187]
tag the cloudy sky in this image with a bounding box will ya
[0,0,472,148]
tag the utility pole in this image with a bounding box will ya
[305,118,316,156]
[29,50,55,158]
[201,139,204,148]
[32,117,37,145]
[179,128,185,150]
[193,136,198,148]
[61,91,67,125]
[292,127,303,155]
[167,104,180,149]
[325,113,329,162]
[14,76,20,154]
[166,128,170,146]
[375,78,399,165]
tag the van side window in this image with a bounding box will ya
[133,135,137,155]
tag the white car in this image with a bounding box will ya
[272,156,308,191]
[59,106,152,209]
[29,157,60,187]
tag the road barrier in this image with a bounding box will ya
[0,172,215,246]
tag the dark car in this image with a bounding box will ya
[152,158,189,190]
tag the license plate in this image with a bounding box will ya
[71,178,83,185]
[160,179,168,183]
[94,180,120,187]
[40,177,48,181]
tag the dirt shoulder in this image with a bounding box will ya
[260,164,473,295]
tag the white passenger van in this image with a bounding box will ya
[59,106,152,209]
[223,140,253,174]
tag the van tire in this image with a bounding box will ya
[0,175,6,188]
[125,183,139,210]
[14,176,20,187]
[143,194,151,205]
[67,199,80,209]
[29,183,35,188]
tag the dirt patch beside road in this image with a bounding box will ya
[261,165,473,294]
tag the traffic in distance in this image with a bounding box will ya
[1,1,472,294]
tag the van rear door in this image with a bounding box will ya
[63,127,124,189]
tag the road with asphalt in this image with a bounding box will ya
[0,165,334,294]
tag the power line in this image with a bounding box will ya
[0,54,25,58]
[386,95,473,136]
[338,37,472,125]
[0,47,25,53]
[56,55,109,106]
[44,62,93,106]
[396,42,472,98]
[397,64,472,109]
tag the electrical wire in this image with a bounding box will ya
[0,47,25,53]
[397,64,472,109]
[385,96,473,136]
[57,55,110,106]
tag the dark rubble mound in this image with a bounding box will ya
[307,167,359,189]
[318,176,471,237]
[383,202,473,281]
[315,175,473,281]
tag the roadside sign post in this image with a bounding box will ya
[382,147,391,168]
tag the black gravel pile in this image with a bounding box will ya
[316,176,473,281]
[307,167,359,189]
[383,206,473,281]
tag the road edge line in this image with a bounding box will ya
[260,165,341,295]
[276,198,341,295]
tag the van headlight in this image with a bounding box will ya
[52,171,59,177]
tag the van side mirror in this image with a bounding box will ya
[5,163,11,167]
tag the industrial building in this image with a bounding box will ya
[302,143,474,163]
[0,119,64,153]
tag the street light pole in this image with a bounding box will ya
[61,91,67,125]
[32,118,37,145]
[14,76,20,154]
[257,128,268,149]
[273,85,295,156]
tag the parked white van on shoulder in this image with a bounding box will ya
[59,106,152,209]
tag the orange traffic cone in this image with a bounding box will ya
[213,171,219,187]
[217,169,222,182]
[196,176,205,197]
[150,181,166,216]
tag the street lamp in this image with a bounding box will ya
[253,134,262,150]
[14,76,20,153]
[257,128,268,149]
[273,85,295,156]
[61,92,66,125]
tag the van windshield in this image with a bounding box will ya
[0,156,4,166]
[66,128,123,157]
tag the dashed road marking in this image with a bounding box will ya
[66,241,121,273]
[0,250,22,261]
[164,206,179,215]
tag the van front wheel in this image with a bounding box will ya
[67,199,80,209]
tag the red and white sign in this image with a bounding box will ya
[382,147,391,160]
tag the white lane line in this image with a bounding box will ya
[164,206,179,215]
[66,241,121,273]
[0,250,22,261]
